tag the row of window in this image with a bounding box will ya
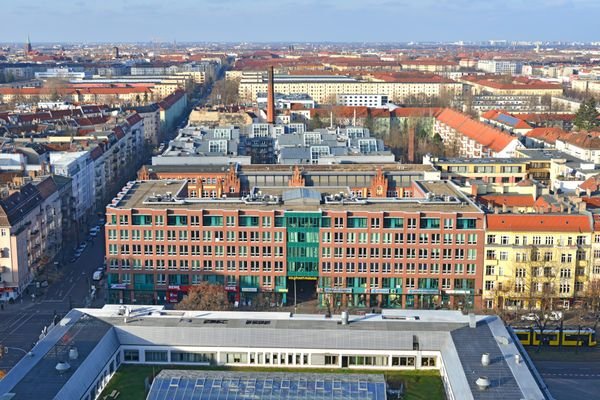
[109,214,478,230]
[122,349,435,368]
[108,244,286,257]
[107,230,480,245]
[321,262,477,275]
[484,280,585,293]
[322,247,478,260]
[485,250,586,262]
[109,259,286,273]
[324,276,475,291]
[487,234,588,246]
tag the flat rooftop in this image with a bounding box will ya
[108,180,483,213]
[0,307,550,400]
[145,163,436,174]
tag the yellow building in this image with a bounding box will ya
[483,214,592,310]
[238,73,463,104]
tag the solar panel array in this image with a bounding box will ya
[496,113,521,127]
[147,371,387,400]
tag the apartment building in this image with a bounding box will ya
[483,214,593,310]
[0,176,68,301]
[238,73,463,104]
[477,60,523,75]
[434,108,523,158]
[105,178,484,310]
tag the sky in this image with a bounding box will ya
[1,0,599,43]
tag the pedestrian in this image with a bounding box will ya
[1,303,4,311]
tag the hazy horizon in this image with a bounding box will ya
[2,0,599,43]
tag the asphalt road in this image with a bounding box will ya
[0,226,106,373]
[536,360,600,399]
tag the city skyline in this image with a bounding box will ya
[2,0,599,43]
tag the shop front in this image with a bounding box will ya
[407,288,441,309]
[225,284,239,304]
[167,285,191,303]
[240,286,258,307]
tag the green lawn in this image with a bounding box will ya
[99,365,445,400]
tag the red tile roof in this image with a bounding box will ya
[479,194,535,208]
[436,108,517,153]
[486,214,592,232]
[579,174,600,192]
[525,127,570,145]
[560,132,600,149]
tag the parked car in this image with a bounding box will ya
[92,270,104,281]
[521,313,540,322]
[544,311,563,321]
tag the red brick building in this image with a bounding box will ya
[105,177,484,310]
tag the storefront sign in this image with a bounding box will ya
[444,289,472,295]
[276,288,289,293]
[370,288,391,294]
[241,287,258,293]
[224,285,238,292]
[323,287,352,294]
[110,284,127,290]
[407,289,440,295]
[168,285,180,290]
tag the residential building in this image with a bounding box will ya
[477,60,523,75]
[238,72,463,104]
[484,213,592,310]
[0,176,66,301]
[158,89,188,135]
[434,108,523,158]
[336,94,390,107]
[128,103,161,145]
[50,151,95,227]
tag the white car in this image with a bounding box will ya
[544,311,563,321]
[520,313,539,322]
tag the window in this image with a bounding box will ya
[145,350,168,362]
[124,350,139,362]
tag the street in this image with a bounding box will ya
[0,228,106,373]
[535,360,600,399]
[0,87,204,375]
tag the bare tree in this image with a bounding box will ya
[175,281,231,311]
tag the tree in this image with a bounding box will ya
[582,278,600,313]
[574,97,599,131]
[309,113,326,130]
[209,78,240,106]
[175,281,231,311]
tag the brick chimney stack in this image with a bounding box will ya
[267,66,275,124]
[407,123,416,163]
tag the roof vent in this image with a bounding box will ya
[481,353,490,366]
[475,376,490,390]
[68,347,79,360]
[469,313,476,328]
[515,354,522,364]
[341,311,349,325]
[497,336,510,345]
[55,361,71,374]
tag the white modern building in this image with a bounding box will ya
[477,60,523,75]
[0,307,551,400]
[336,94,390,107]
[50,151,95,224]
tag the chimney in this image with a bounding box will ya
[407,124,416,163]
[266,66,275,124]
